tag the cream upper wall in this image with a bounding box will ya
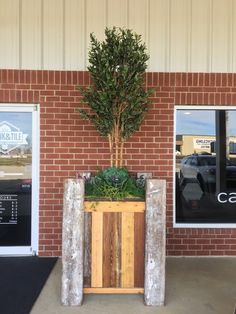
[0,0,235,72]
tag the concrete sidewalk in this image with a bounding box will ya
[30,257,236,314]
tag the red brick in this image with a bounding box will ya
[1,69,236,257]
[1,83,15,89]
[31,84,45,90]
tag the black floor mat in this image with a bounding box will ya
[0,256,57,314]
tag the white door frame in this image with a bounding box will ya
[0,104,40,255]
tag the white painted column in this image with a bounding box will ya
[144,179,166,306]
[61,178,84,306]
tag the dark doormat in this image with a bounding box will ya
[0,256,57,314]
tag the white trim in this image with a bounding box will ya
[173,105,236,229]
[0,246,35,256]
[31,105,40,255]
[174,223,236,229]
[0,104,40,255]
[174,105,236,110]
[173,106,177,227]
[0,104,37,112]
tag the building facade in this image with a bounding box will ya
[0,0,236,256]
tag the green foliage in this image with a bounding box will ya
[85,167,145,200]
[76,27,154,167]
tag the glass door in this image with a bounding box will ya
[0,105,39,255]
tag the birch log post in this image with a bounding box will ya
[61,178,84,306]
[144,179,166,306]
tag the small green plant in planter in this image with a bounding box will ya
[85,167,145,200]
[76,27,154,199]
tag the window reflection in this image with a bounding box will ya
[175,109,236,224]
[0,112,32,245]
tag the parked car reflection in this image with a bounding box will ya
[179,154,236,192]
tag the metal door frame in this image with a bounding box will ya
[0,104,40,255]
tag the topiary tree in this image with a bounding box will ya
[76,27,154,167]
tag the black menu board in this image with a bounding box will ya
[0,195,18,224]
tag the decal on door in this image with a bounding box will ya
[0,121,28,154]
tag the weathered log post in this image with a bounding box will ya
[61,178,84,306]
[144,179,166,306]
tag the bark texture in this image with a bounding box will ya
[61,178,84,306]
[144,179,166,306]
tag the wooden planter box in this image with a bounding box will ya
[61,179,166,306]
[83,201,145,294]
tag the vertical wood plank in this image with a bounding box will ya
[43,0,64,69]
[86,0,106,67]
[107,0,128,28]
[233,0,236,72]
[128,0,148,51]
[61,179,84,306]
[170,0,190,71]
[144,179,166,306]
[149,0,170,71]
[191,0,210,72]
[65,0,85,70]
[103,213,121,288]
[84,212,91,288]
[211,0,231,72]
[134,212,145,288]
[0,0,19,69]
[21,0,42,69]
[121,212,134,288]
[91,212,103,287]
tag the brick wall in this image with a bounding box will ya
[0,69,236,256]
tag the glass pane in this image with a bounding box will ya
[175,109,236,224]
[0,112,32,245]
[227,110,236,191]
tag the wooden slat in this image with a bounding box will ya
[121,212,134,288]
[85,200,145,293]
[84,288,144,294]
[103,213,121,288]
[134,213,145,288]
[43,0,64,69]
[84,201,145,212]
[91,212,103,287]
[83,212,92,287]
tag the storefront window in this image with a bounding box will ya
[175,107,236,225]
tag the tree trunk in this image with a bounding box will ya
[119,140,124,167]
[108,134,114,167]
[114,123,119,168]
